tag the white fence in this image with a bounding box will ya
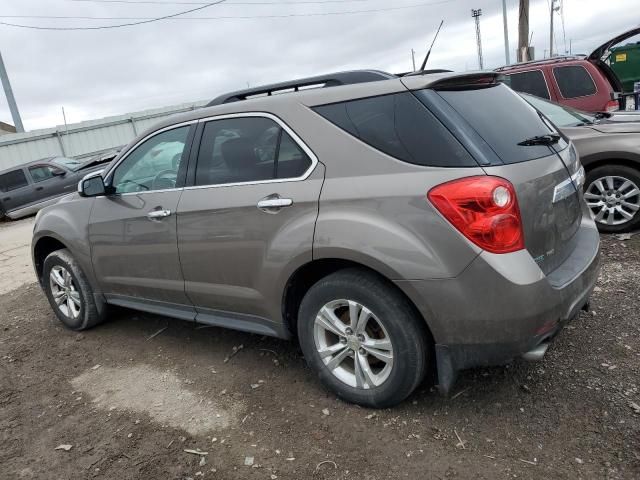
[0,100,208,171]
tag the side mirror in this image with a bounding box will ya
[51,168,66,177]
[78,172,106,197]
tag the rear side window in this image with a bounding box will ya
[553,66,597,98]
[0,169,28,192]
[428,83,564,163]
[195,117,312,186]
[313,92,475,167]
[504,70,550,99]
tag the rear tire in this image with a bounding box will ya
[43,249,106,331]
[297,268,429,408]
[585,164,640,233]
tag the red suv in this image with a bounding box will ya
[496,27,640,113]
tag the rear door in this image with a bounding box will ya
[0,168,32,214]
[177,114,323,324]
[418,83,583,274]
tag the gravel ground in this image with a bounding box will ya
[0,226,638,479]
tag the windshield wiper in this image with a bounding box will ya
[594,111,612,120]
[518,133,561,146]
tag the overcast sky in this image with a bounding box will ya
[0,0,638,131]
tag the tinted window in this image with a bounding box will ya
[195,117,312,186]
[112,126,189,193]
[29,165,58,183]
[523,93,593,127]
[505,70,550,99]
[0,169,28,192]
[553,66,597,98]
[433,83,563,163]
[314,92,475,167]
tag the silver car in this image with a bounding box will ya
[32,71,600,407]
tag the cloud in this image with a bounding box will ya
[0,0,637,130]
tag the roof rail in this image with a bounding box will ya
[495,55,587,71]
[206,70,396,107]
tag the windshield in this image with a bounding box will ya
[52,157,82,171]
[521,93,594,127]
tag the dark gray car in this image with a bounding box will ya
[0,151,119,220]
[523,93,640,232]
[31,71,600,407]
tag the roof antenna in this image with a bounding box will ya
[419,19,444,72]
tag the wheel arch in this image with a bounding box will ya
[581,154,640,173]
[281,257,436,345]
[32,234,70,285]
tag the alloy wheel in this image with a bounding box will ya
[49,265,82,319]
[584,175,640,226]
[313,299,394,390]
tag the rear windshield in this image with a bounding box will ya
[313,92,476,168]
[424,83,566,163]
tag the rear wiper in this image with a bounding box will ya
[517,133,561,146]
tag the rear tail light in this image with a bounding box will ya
[605,99,619,112]
[428,176,525,254]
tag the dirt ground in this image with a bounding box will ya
[0,218,638,479]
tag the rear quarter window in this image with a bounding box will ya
[0,169,28,192]
[504,70,550,99]
[313,92,476,168]
[553,65,597,98]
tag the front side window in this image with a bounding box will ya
[0,169,28,192]
[29,165,60,183]
[504,70,550,99]
[195,117,312,186]
[111,126,189,193]
[553,65,597,98]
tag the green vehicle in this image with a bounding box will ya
[609,42,640,93]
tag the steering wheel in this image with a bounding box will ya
[151,169,178,190]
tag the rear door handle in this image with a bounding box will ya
[147,209,172,220]
[257,197,293,212]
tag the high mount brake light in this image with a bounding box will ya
[428,176,525,254]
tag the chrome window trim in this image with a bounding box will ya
[100,112,318,196]
[102,119,198,184]
[185,111,318,191]
[506,68,551,100]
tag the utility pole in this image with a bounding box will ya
[411,49,416,71]
[502,0,511,65]
[517,0,531,62]
[0,50,24,133]
[471,9,484,69]
[549,0,560,58]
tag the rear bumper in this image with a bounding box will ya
[395,215,600,394]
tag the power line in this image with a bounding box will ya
[0,0,227,30]
[67,0,372,4]
[0,1,456,29]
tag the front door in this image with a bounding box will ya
[89,124,194,307]
[27,164,75,201]
[177,114,323,324]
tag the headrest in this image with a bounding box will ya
[221,138,257,171]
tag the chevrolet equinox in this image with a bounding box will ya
[32,71,600,408]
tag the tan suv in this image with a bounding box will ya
[32,71,600,407]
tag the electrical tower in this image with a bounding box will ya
[471,9,484,69]
[0,51,24,133]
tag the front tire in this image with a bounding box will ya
[297,268,429,408]
[585,165,640,233]
[43,249,106,331]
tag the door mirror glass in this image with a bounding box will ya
[79,174,106,197]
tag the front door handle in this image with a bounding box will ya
[257,196,293,213]
[147,209,172,220]
[35,186,44,191]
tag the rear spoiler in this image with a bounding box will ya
[402,71,505,92]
